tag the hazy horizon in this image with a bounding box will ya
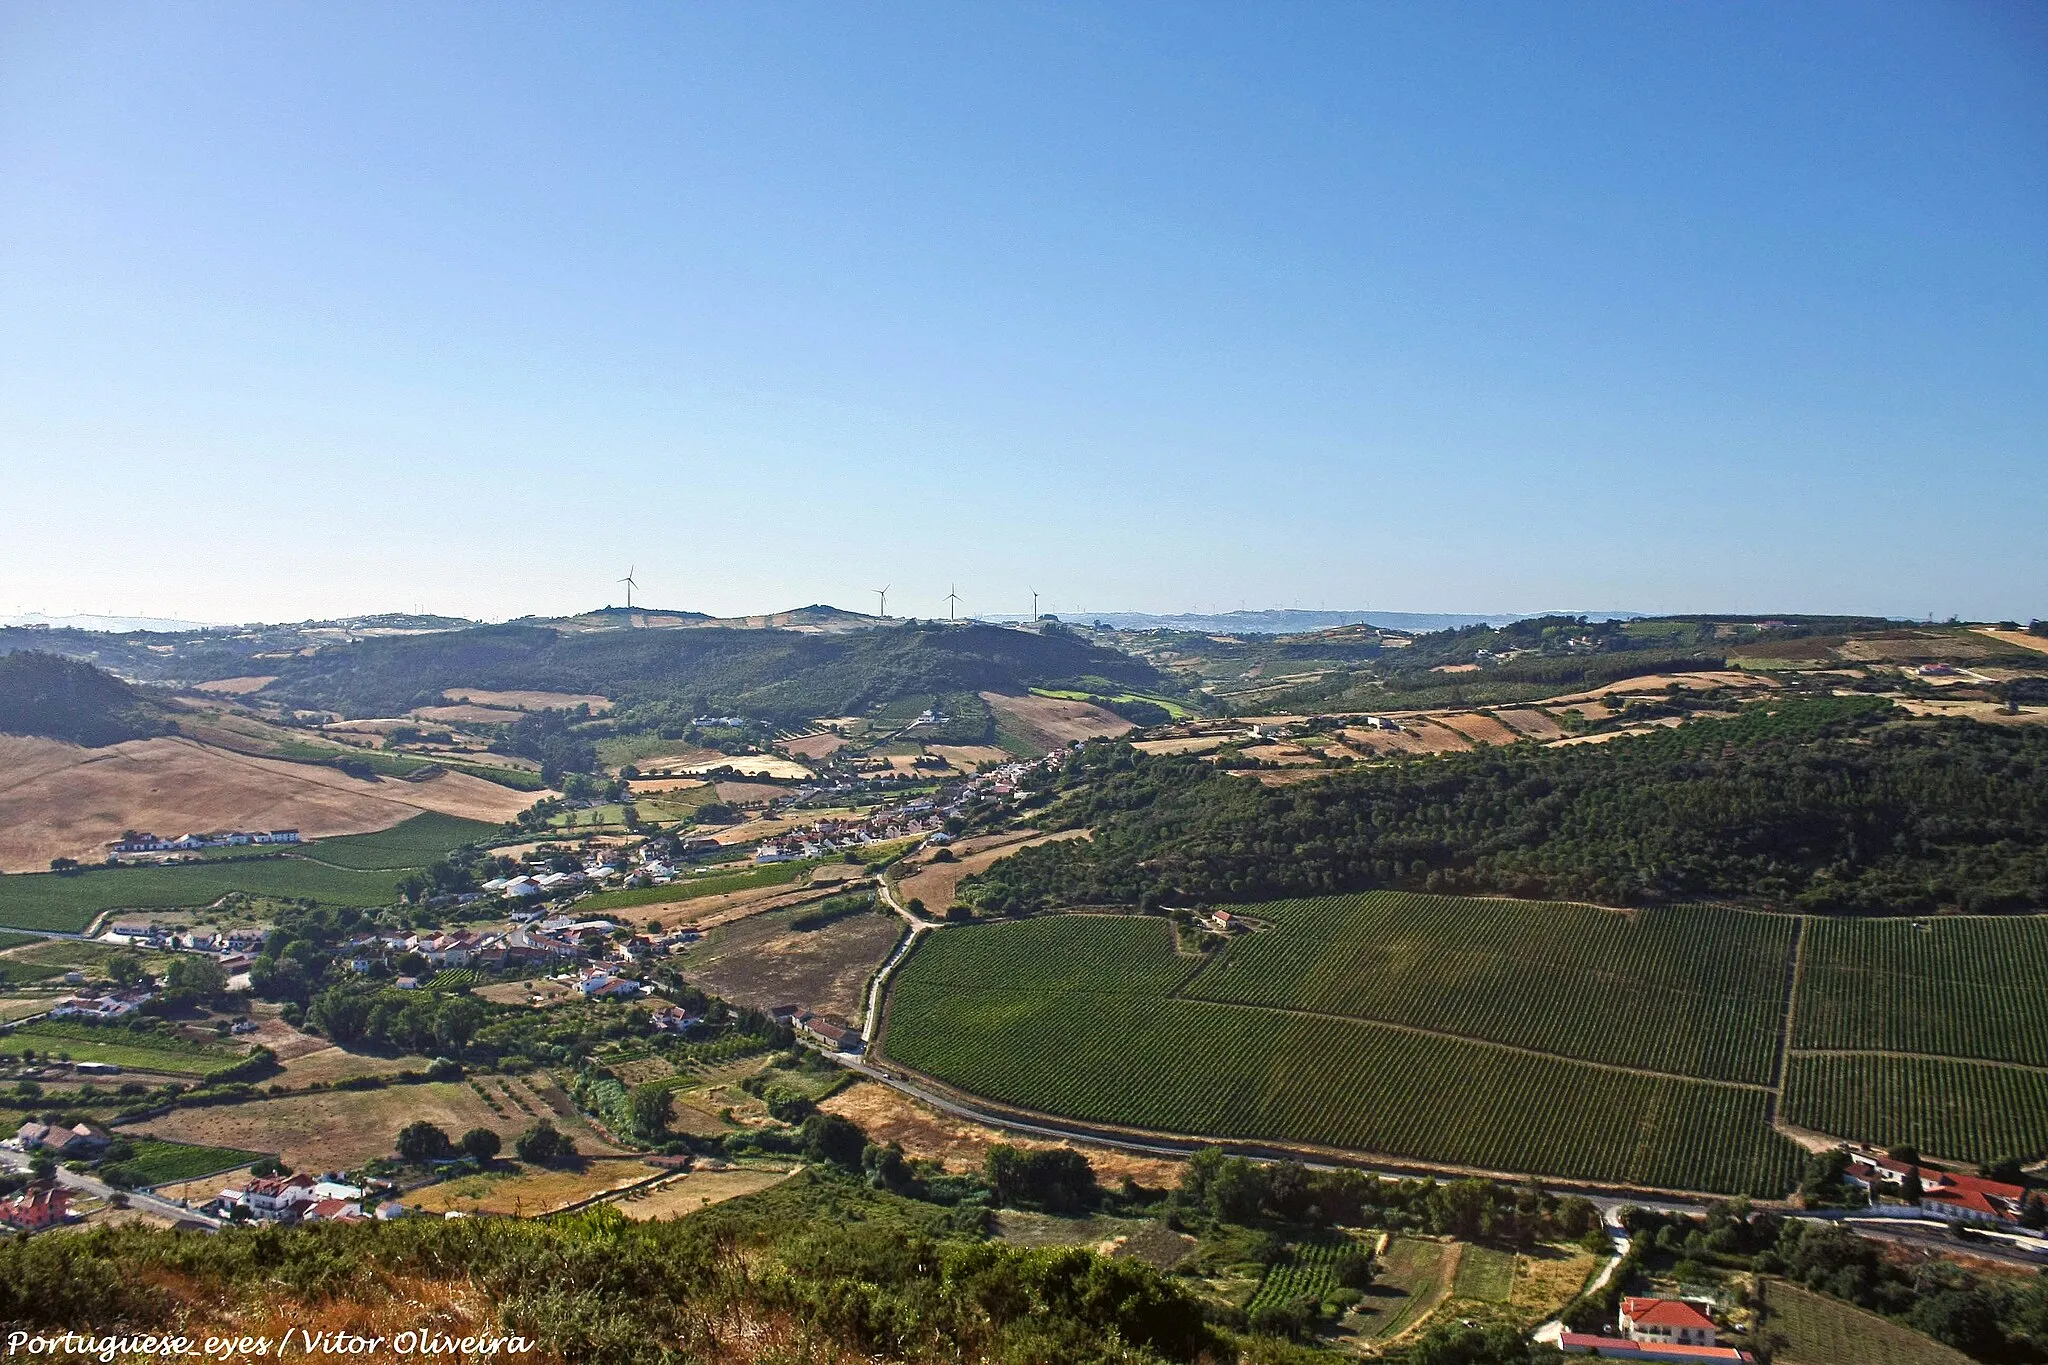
[4,3,2043,623]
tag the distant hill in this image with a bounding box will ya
[259,619,1165,722]
[1052,608,1644,635]
[0,651,172,747]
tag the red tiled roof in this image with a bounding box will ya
[1560,1332,1751,1361]
[1623,1298,1718,1331]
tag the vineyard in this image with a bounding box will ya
[1781,1055,2048,1163]
[881,893,2048,1193]
[1793,916,2048,1067]
[1245,1232,1358,1320]
[1183,894,1793,1082]
[883,916,1802,1194]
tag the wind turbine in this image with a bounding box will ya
[617,567,639,610]
[874,586,889,618]
[946,585,960,622]
[1030,589,1039,622]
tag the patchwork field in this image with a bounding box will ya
[408,1157,661,1216]
[882,893,2048,1193]
[0,735,530,872]
[982,690,1131,752]
[442,688,612,712]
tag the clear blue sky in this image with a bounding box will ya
[3,2,2043,624]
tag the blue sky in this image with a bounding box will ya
[2,2,2043,624]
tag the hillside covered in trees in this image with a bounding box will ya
[255,620,1165,722]
[0,651,172,747]
[968,698,2048,915]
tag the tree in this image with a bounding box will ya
[104,952,147,988]
[309,988,374,1045]
[2021,1193,2047,1231]
[516,1120,573,1165]
[1900,1166,1924,1204]
[629,1085,671,1140]
[461,1127,502,1163]
[396,1121,454,1166]
[166,954,228,1003]
[48,857,79,874]
[433,998,485,1054]
[985,1144,1098,1214]
[800,1113,868,1170]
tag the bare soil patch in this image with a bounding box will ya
[1433,713,1522,746]
[0,736,536,872]
[277,1046,425,1086]
[1544,670,1778,706]
[410,1158,660,1216]
[683,755,813,780]
[926,744,1012,771]
[982,691,1132,751]
[616,882,841,934]
[130,1079,624,1170]
[443,689,612,713]
[192,676,277,695]
[1132,735,1228,756]
[613,1166,796,1219]
[711,779,793,805]
[1492,709,1566,740]
[1236,743,1319,766]
[407,704,526,725]
[681,907,904,1017]
[820,1080,1182,1186]
[473,977,581,1008]
[1975,628,2048,657]
[894,830,1089,911]
[779,733,849,760]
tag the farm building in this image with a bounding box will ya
[15,1121,110,1157]
[1621,1298,1720,1347]
[1845,1151,2030,1225]
[800,1014,864,1054]
[1557,1332,1751,1362]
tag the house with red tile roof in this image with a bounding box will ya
[0,1186,69,1232]
[1622,1298,1719,1347]
[1558,1333,1753,1362]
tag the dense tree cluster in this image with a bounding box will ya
[0,651,171,747]
[968,699,2048,914]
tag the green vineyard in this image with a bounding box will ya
[1793,916,2048,1068]
[1183,894,1794,1082]
[884,915,1802,1194]
[881,894,2048,1194]
[1245,1233,1357,1319]
[1782,1055,2048,1163]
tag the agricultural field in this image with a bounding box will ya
[1183,894,1794,1083]
[1781,1054,2048,1163]
[1793,916,2048,1067]
[409,1157,663,1217]
[0,809,494,932]
[0,937,173,986]
[1,1021,246,1077]
[677,899,904,1018]
[982,690,1132,753]
[576,860,820,915]
[100,1138,263,1188]
[1349,1236,1453,1340]
[883,915,1800,1194]
[0,730,530,875]
[892,829,1089,913]
[611,1165,797,1220]
[1245,1231,1360,1321]
[130,1078,623,1171]
[1756,1278,1976,1365]
[1449,1244,1517,1303]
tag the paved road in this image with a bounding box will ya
[0,1147,222,1230]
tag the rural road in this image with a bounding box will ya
[0,1147,222,1231]
[861,876,936,1042]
